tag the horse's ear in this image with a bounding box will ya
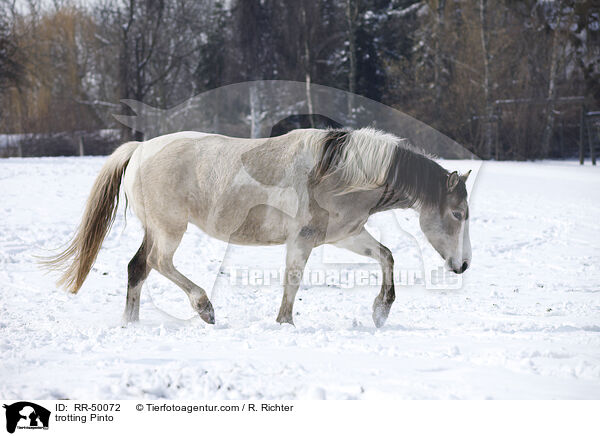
[460,169,472,183]
[447,171,459,192]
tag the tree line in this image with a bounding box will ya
[0,0,598,159]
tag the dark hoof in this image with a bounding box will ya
[372,298,391,328]
[197,299,215,324]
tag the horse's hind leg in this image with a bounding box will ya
[148,225,215,324]
[334,228,395,328]
[123,233,151,324]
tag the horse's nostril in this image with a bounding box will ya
[461,261,469,273]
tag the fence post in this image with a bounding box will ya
[494,110,500,160]
[586,115,596,166]
[579,106,585,165]
[559,119,564,158]
[78,136,84,156]
[596,123,600,166]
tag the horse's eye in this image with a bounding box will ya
[452,211,463,221]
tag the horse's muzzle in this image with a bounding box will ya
[452,261,469,274]
[446,258,469,274]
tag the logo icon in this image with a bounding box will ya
[3,402,50,433]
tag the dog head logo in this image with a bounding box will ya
[3,402,50,433]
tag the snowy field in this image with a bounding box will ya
[1,156,599,400]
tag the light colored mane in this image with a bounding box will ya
[309,127,408,191]
[336,128,402,190]
[308,127,450,208]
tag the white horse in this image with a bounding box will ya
[43,128,471,327]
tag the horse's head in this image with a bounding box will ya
[419,170,471,274]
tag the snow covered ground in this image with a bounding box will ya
[1,156,599,399]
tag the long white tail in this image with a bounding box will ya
[40,141,140,293]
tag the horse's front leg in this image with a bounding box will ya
[276,237,313,325]
[334,228,395,328]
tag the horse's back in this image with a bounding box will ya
[123,130,321,244]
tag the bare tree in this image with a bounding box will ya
[479,0,493,159]
[0,1,23,91]
[432,0,446,104]
[345,0,358,117]
[95,0,204,140]
[541,5,576,157]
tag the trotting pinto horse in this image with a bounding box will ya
[43,128,471,327]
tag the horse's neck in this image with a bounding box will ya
[371,148,445,213]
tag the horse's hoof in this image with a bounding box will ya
[372,299,391,328]
[197,299,215,324]
[121,313,139,327]
[276,313,295,326]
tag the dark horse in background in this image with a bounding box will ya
[270,114,343,137]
